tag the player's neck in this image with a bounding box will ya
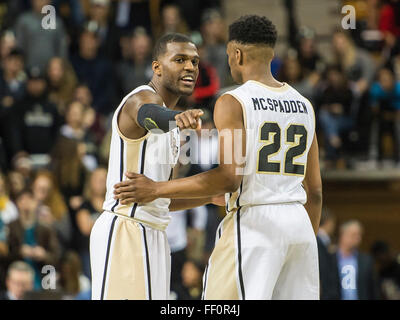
[241,65,283,88]
[148,80,179,109]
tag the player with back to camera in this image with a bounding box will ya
[114,15,322,300]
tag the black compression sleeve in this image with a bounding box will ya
[137,103,181,132]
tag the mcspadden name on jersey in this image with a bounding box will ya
[252,97,309,114]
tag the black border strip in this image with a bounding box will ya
[140,223,152,300]
[236,207,245,300]
[100,215,118,300]
[111,137,124,212]
[130,139,147,218]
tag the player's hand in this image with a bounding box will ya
[113,172,159,204]
[210,194,226,206]
[175,109,203,130]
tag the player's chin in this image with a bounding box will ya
[178,84,195,96]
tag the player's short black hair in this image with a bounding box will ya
[152,33,193,60]
[229,15,277,47]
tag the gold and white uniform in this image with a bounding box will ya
[90,85,180,300]
[202,80,319,300]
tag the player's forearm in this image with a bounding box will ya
[304,190,323,236]
[157,166,240,199]
[169,197,212,211]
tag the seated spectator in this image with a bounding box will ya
[115,27,153,98]
[8,189,61,290]
[15,66,63,169]
[278,52,320,103]
[46,57,78,116]
[51,135,88,212]
[58,250,91,300]
[74,167,106,278]
[318,66,355,167]
[0,49,26,168]
[332,30,376,97]
[296,26,325,76]
[60,100,98,172]
[6,170,27,201]
[71,26,114,116]
[369,67,400,164]
[14,0,68,73]
[332,220,379,300]
[0,30,17,62]
[0,171,18,289]
[0,261,34,300]
[31,170,72,253]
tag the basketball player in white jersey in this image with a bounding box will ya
[114,16,322,299]
[90,33,210,300]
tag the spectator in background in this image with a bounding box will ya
[317,209,340,300]
[46,57,78,116]
[379,0,400,39]
[86,0,119,61]
[60,100,98,172]
[187,32,220,111]
[15,66,62,168]
[159,3,190,37]
[31,170,72,253]
[278,52,320,103]
[200,8,230,87]
[0,49,26,168]
[51,135,87,212]
[370,240,400,300]
[0,261,34,300]
[14,0,68,73]
[318,66,355,168]
[0,171,18,289]
[115,27,153,98]
[58,250,91,300]
[296,26,325,76]
[332,30,376,97]
[174,259,204,300]
[369,67,400,165]
[8,189,60,290]
[71,26,114,115]
[332,220,379,300]
[0,30,17,62]
[6,170,26,202]
[74,167,106,279]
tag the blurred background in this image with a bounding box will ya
[0,0,399,300]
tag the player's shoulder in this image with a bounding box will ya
[124,85,162,108]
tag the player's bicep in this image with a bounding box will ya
[214,94,246,180]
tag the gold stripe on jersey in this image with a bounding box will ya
[106,219,147,299]
[204,211,239,300]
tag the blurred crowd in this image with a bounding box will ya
[0,0,399,300]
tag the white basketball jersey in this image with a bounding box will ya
[224,80,315,212]
[103,85,180,229]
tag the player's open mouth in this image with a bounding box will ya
[180,76,195,85]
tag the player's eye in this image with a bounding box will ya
[175,58,184,63]
[192,59,199,66]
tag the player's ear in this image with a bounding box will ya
[152,60,162,76]
[235,48,243,65]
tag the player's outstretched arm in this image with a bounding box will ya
[302,134,323,236]
[113,94,245,203]
[118,90,203,140]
